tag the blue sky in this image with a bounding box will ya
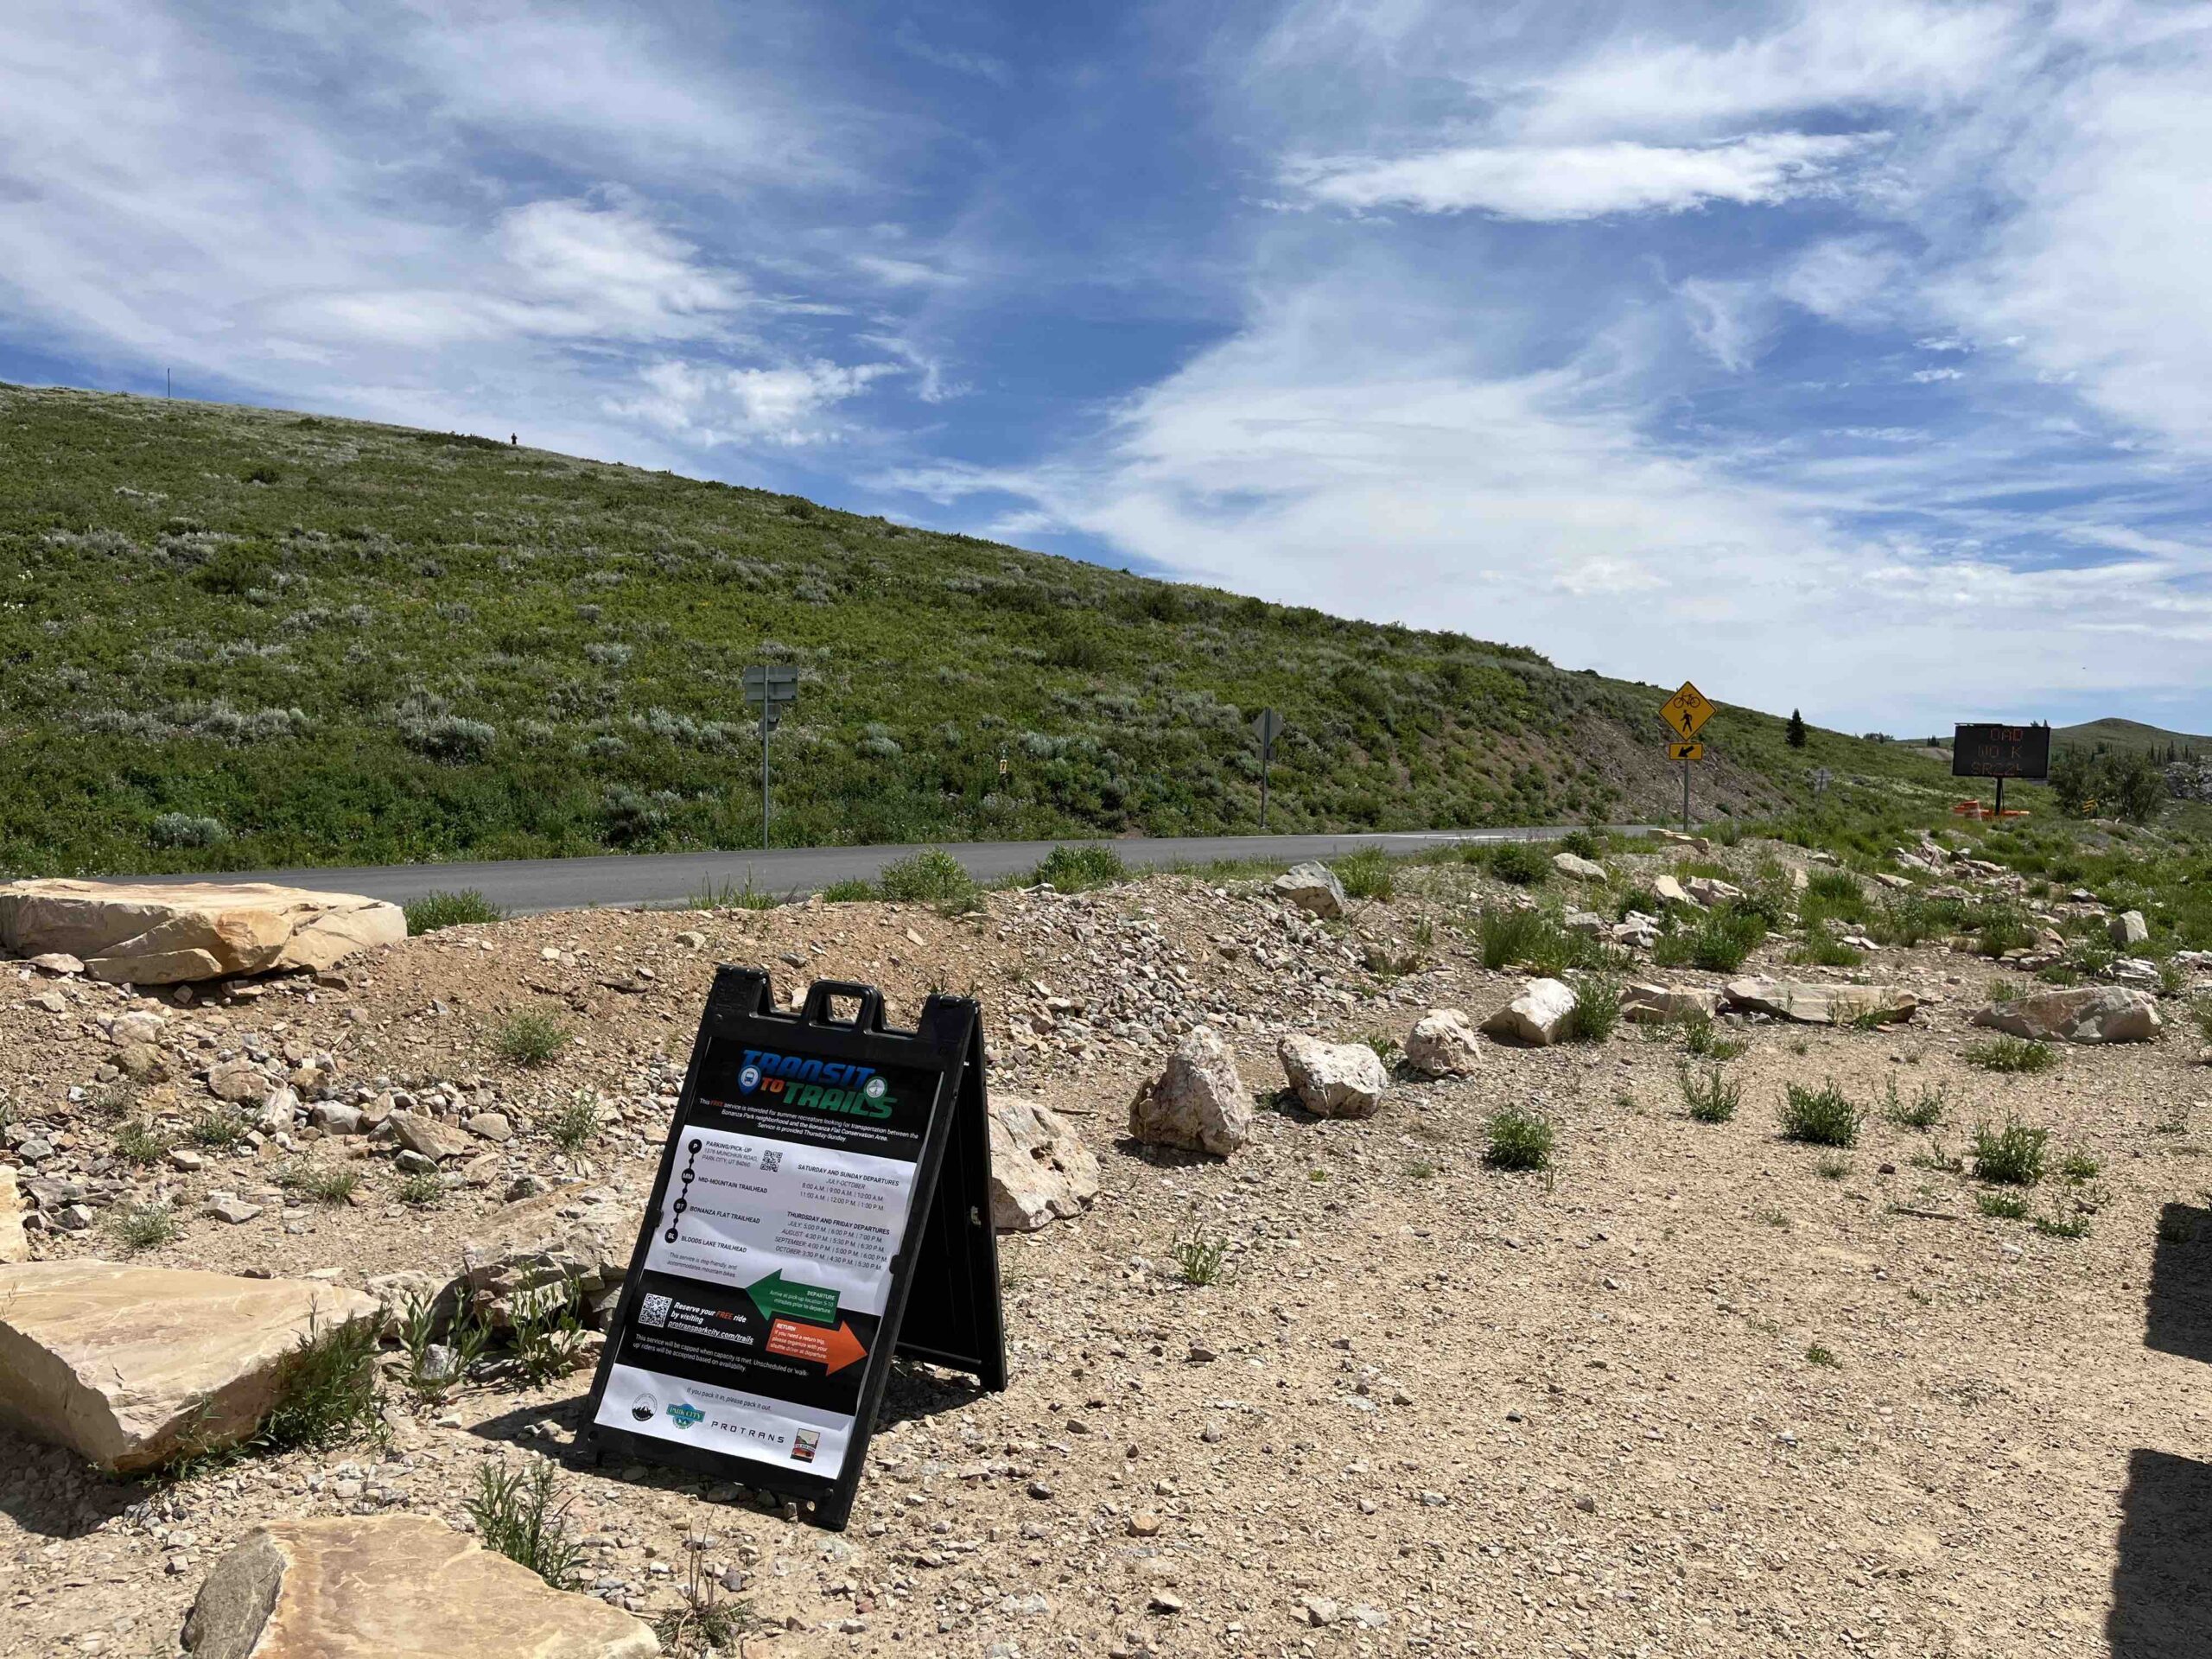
[6,1,2212,734]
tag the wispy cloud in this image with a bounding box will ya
[1288,132,1882,220]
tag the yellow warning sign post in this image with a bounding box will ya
[1658,683,1713,830]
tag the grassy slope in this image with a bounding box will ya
[0,382,1950,876]
[2055,718,2212,757]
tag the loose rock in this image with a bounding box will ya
[1481,978,1579,1046]
[1278,1033,1388,1118]
[987,1094,1101,1231]
[1128,1028,1251,1155]
[1403,1008,1482,1077]
[1970,985,2161,1044]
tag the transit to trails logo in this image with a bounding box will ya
[735,1049,894,1119]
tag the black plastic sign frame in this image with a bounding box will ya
[1953,722,2050,780]
[580,969,1005,1530]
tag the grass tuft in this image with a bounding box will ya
[1332,845,1395,901]
[113,1202,177,1250]
[543,1090,600,1150]
[1484,1106,1554,1171]
[1028,843,1129,893]
[1778,1079,1862,1147]
[495,1007,573,1067]
[467,1459,582,1591]
[1677,1063,1741,1123]
[1971,1119,2049,1185]
[876,848,982,914]
[404,888,505,935]
[1962,1035,2056,1074]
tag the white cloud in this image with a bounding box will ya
[1288,132,1878,219]
[1678,278,1773,372]
[1934,22,2212,453]
[1910,366,1964,383]
[612,358,898,446]
[1508,0,2024,140]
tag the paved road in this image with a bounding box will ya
[165,827,1602,916]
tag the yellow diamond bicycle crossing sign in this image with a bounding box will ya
[1660,681,1714,741]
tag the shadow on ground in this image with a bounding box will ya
[0,1426,143,1541]
[2109,1449,2212,1656]
[2144,1201,2212,1365]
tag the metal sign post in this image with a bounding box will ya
[1808,766,1833,802]
[1659,683,1714,832]
[1250,709,1284,831]
[741,665,799,848]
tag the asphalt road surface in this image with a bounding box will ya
[162,827,1602,916]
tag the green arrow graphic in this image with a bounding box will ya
[745,1269,840,1325]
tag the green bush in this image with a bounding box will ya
[1654,906,1765,972]
[1333,845,1395,900]
[876,849,981,913]
[1484,842,1549,887]
[1678,1064,1740,1122]
[1029,843,1129,893]
[1971,1119,2049,1185]
[1779,1079,1862,1147]
[1882,1076,1946,1128]
[404,888,505,935]
[468,1459,583,1591]
[495,1007,572,1067]
[1484,1106,1554,1171]
[1962,1036,2056,1074]
[1568,975,1620,1043]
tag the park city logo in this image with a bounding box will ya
[737,1050,894,1120]
[664,1402,705,1430]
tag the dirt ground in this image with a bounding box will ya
[3,844,2209,1657]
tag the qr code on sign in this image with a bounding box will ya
[760,1149,783,1173]
[639,1294,674,1328]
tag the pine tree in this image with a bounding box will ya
[1786,709,1808,749]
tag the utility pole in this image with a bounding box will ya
[741,665,798,849]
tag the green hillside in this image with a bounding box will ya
[0,382,1949,876]
[2056,718,2212,760]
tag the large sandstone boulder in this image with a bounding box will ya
[0,880,404,985]
[2110,910,2150,948]
[1272,861,1348,919]
[0,1261,378,1472]
[1128,1028,1251,1155]
[1404,1008,1482,1077]
[1481,978,1579,1046]
[1619,983,1721,1025]
[1684,875,1745,908]
[183,1514,658,1658]
[1723,977,1917,1026]
[1278,1034,1388,1118]
[0,1166,28,1264]
[1971,986,2160,1044]
[1552,852,1607,880]
[988,1094,1100,1231]
[1651,874,1693,906]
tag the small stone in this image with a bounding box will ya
[1300,1595,1339,1627]
[1128,1510,1161,1537]
[1026,1479,1053,1500]
[1147,1592,1184,1615]
[205,1197,263,1224]
[168,1148,206,1172]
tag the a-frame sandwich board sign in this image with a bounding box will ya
[580,968,1005,1530]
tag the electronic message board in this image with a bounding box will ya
[582,969,1003,1529]
[1952,723,2050,780]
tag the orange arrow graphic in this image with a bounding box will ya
[766,1317,868,1376]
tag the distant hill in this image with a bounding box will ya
[2055,719,2212,760]
[0,382,1950,875]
